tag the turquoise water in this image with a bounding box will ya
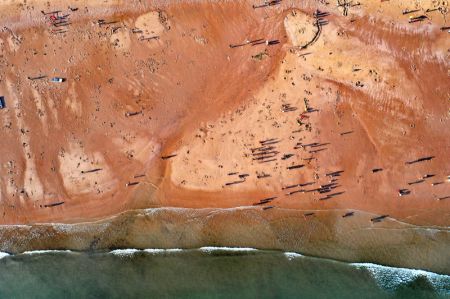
[0,248,448,299]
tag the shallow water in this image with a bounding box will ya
[0,248,448,299]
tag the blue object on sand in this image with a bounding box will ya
[51,77,65,83]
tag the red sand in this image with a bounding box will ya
[0,0,449,228]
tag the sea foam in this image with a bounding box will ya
[110,248,184,256]
[284,252,303,260]
[199,247,258,253]
[0,252,10,259]
[351,263,450,294]
[144,248,183,254]
[22,250,72,255]
[109,249,141,256]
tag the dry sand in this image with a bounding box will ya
[0,0,449,271]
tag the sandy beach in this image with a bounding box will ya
[0,0,449,272]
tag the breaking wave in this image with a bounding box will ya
[352,263,450,295]
[199,247,258,252]
[0,252,10,259]
[0,247,448,298]
[0,247,448,296]
[22,250,73,255]
[109,249,141,256]
[108,247,258,256]
[284,252,303,260]
[144,248,183,254]
[109,248,184,256]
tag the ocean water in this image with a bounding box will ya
[0,248,448,299]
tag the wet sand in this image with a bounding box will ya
[0,0,449,271]
[0,207,449,274]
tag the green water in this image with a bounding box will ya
[0,249,448,299]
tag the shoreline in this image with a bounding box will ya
[0,0,448,281]
[0,207,449,275]
[1,246,449,278]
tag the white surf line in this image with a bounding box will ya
[199,247,258,252]
[351,263,450,293]
[22,250,73,255]
[110,248,185,256]
[284,252,303,260]
[109,249,141,256]
[0,252,11,259]
[144,248,183,254]
[110,247,259,255]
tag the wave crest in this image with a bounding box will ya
[351,263,450,294]
[284,252,303,260]
[0,252,10,259]
[199,247,257,252]
[22,250,72,255]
